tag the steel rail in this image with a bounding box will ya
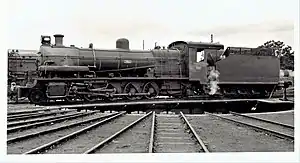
[7,110,40,115]
[229,111,294,129]
[23,112,126,154]
[7,107,65,115]
[7,101,31,104]
[7,112,118,143]
[7,111,98,133]
[84,111,153,154]
[148,111,156,153]
[8,112,50,118]
[7,110,73,121]
[8,111,83,127]
[180,112,210,153]
[205,112,294,140]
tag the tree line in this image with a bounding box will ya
[258,40,294,71]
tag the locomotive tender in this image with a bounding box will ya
[19,34,284,105]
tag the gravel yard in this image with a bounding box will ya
[96,114,152,153]
[7,112,104,139]
[247,111,294,126]
[8,111,77,124]
[186,115,294,152]
[7,112,111,154]
[222,115,294,137]
[6,102,295,154]
[42,114,142,154]
[154,115,201,153]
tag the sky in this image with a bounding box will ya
[7,0,298,51]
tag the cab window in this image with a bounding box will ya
[196,51,205,62]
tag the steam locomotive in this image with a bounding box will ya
[18,34,287,105]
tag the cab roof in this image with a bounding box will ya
[168,41,224,50]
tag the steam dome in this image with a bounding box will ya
[116,38,129,50]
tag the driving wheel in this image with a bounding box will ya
[142,82,159,99]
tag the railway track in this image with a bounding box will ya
[7,110,73,122]
[7,103,294,154]
[11,111,208,154]
[205,112,294,141]
[149,112,209,153]
[7,107,66,115]
[7,111,105,140]
[7,112,119,154]
[7,111,99,134]
[84,112,153,154]
[20,112,145,154]
[7,110,89,127]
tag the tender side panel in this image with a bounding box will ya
[217,54,280,83]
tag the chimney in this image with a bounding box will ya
[143,40,144,50]
[53,34,64,46]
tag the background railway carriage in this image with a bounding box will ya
[8,49,39,86]
[7,49,39,101]
[17,34,289,105]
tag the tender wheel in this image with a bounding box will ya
[124,83,141,100]
[142,82,159,99]
[29,89,46,104]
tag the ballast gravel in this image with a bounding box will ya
[186,115,294,152]
[7,112,111,154]
[43,114,142,154]
[248,111,294,126]
[96,114,152,153]
[7,112,105,140]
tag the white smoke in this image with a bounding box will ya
[207,68,220,95]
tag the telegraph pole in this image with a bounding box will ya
[143,40,144,50]
[211,34,213,43]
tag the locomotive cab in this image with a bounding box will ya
[168,41,224,83]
